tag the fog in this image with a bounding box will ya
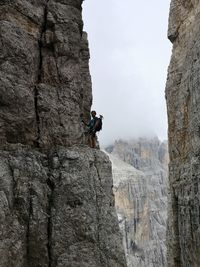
[83,0,172,147]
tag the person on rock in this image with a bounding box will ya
[81,110,102,148]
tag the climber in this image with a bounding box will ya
[81,111,103,148]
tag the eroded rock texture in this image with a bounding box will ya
[0,1,126,266]
[106,138,168,267]
[166,1,200,266]
[0,147,126,267]
[0,0,91,149]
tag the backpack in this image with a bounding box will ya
[95,117,103,132]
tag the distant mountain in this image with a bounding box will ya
[105,137,169,267]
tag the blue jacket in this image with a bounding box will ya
[88,117,98,130]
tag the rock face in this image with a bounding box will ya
[0,0,91,149]
[0,147,126,267]
[106,138,168,267]
[166,1,200,266]
[0,1,126,267]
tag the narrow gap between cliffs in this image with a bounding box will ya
[26,188,33,265]
[34,0,49,148]
[46,152,59,267]
[172,189,181,267]
[93,153,109,266]
[47,174,55,267]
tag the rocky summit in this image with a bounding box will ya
[0,1,126,267]
[106,137,169,267]
[166,1,200,266]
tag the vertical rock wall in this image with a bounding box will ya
[166,1,200,266]
[0,1,126,266]
[0,0,91,149]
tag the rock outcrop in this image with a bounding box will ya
[0,1,126,266]
[106,138,168,267]
[0,0,91,149]
[166,1,200,266]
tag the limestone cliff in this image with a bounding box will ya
[106,138,168,267]
[166,1,200,266]
[0,1,126,266]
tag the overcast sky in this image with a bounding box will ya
[83,0,172,147]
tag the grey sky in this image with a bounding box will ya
[83,0,172,147]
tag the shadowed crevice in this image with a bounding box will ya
[34,0,50,148]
